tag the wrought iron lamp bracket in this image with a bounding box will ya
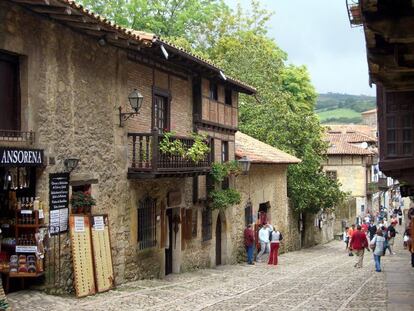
[119,106,140,127]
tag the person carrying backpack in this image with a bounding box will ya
[268,227,283,266]
[385,222,397,255]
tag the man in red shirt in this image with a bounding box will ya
[349,225,369,268]
[244,224,255,265]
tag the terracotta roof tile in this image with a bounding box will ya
[235,132,301,164]
[325,133,375,155]
[326,124,376,137]
[13,0,256,94]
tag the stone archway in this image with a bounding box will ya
[215,211,228,265]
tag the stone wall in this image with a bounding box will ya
[302,211,335,248]
[0,2,203,291]
[232,164,301,263]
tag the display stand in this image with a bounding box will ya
[69,215,96,298]
[1,209,45,293]
[91,215,115,293]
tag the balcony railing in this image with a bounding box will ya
[0,130,35,144]
[127,130,212,178]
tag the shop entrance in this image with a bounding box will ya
[215,215,222,265]
[0,163,48,293]
[258,202,270,225]
[165,209,173,275]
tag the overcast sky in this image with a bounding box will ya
[226,0,376,96]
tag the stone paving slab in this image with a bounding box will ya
[6,234,414,311]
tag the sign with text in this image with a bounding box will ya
[0,147,44,167]
[49,173,69,234]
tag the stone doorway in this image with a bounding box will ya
[216,215,222,265]
[165,208,173,275]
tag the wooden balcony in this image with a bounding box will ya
[127,130,212,179]
[366,181,378,195]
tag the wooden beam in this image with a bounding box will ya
[65,21,100,31]
[31,6,74,15]
[361,0,378,12]
[48,14,87,23]
[11,0,50,4]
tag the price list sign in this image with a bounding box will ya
[49,173,70,234]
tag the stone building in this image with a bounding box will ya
[323,128,377,232]
[361,108,377,128]
[233,132,301,259]
[0,0,257,292]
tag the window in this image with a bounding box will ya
[137,197,157,250]
[153,94,169,133]
[0,52,20,131]
[209,81,218,101]
[384,92,414,157]
[326,170,337,181]
[221,141,229,189]
[225,88,232,106]
[202,208,212,241]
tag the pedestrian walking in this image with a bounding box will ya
[397,208,403,226]
[349,225,370,268]
[368,220,377,241]
[268,228,282,265]
[370,229,385,272]
[244,224,255,265]
[347,224,355,256]
[343,226,349,250]
[256,224,270,262]
[385,221,397,255]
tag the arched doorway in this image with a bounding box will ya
[216,215,222,265]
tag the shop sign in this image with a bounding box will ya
[0,147,44,166]
[49,172,70,234]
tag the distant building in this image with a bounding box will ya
[361,109,377,128]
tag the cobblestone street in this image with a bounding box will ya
[7,237,414,311]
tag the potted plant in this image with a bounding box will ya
[70,191,96,214]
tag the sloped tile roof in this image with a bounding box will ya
[325,132,375,156]
[235,132,301,164]
[10,0,256,94]
[327,132,376,143]
[326,124,376,138]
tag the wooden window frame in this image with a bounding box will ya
[383,91,414,158]
[0,51,21,131]
[202,208,212,241]
[225,88,232,106]
[152,86,171,132]
[209,81,218,101]
[221,141,229,189]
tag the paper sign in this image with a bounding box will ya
[74,216,85,232]
[93,216,104,231]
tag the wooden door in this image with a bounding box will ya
[0,53,20,130]
[216,215,222,265]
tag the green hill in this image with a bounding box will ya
[316,93,376,124]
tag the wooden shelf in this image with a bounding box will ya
[15,224,42,228]
[8,272,44,278]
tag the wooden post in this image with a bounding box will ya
[151,128,159,170]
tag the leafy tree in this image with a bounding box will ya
[78,0,346,213]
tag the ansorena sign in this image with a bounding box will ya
[0,147,44,166]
